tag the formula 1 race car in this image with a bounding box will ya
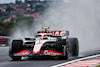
[9,27,79,60]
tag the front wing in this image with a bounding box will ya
[13,50,63,56]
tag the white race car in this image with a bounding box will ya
[9,27,79,60]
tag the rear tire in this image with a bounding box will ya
[68,38,79,56]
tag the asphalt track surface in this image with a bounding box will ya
[0,47,100,67]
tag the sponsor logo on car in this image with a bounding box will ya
[14,50,30,56]
[43,50,62,56]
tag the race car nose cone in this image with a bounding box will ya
[33,40,48,54]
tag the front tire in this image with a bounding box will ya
[11,56,22,61]
[56,39,66,53]
[12,40,23,53]
[10,40,23,61]
[58,46,68,60]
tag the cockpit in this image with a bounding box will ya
[36,33,53,38]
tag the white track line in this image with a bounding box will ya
[51,54,100,67]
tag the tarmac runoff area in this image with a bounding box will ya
[0,47,78,67]
[0,47,100,67]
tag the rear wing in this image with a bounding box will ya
[41,27,69,36]
[37,31,69,37]
[52,31,69,37]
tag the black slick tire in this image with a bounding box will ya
[11,56,22,61]
[11,40,23,61]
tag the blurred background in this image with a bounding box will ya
[0,0,55,46]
